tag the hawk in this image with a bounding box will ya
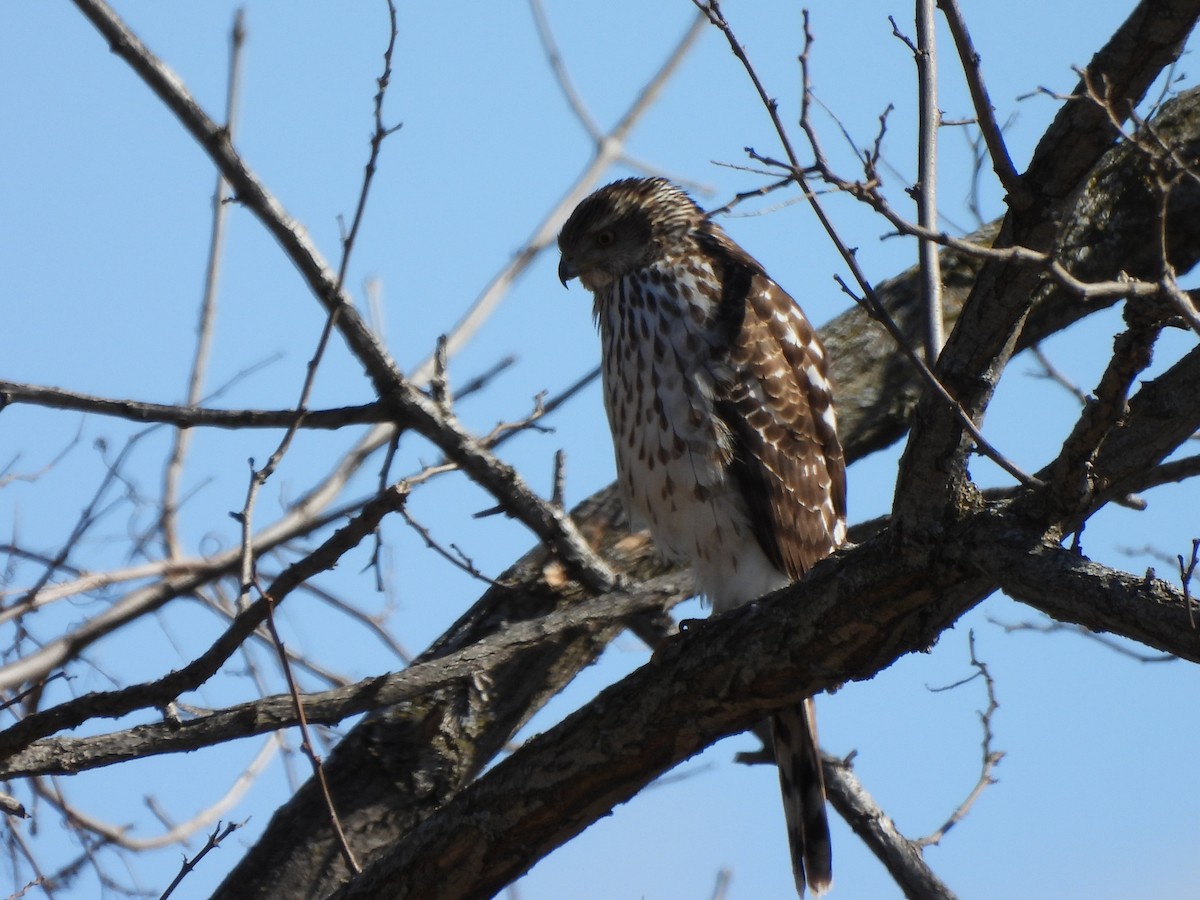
[558,177,846,897]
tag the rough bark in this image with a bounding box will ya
[326,520,1198,900]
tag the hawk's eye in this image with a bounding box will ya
[594,229,615,248]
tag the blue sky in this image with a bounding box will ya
[2,2,1198,898]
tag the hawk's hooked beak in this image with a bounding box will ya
[557,256,578,288]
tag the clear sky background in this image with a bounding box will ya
[2,2,1198,898]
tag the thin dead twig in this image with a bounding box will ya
[988,615,1177,663]
[1028,344,1090,404]
[258,580,360,873]
[1178,538,1199,629]
[918,631,1003,846]
[407,5,708,388]
[157,820,245,900]
[299,581,412,665]
[162,8,247,559]
[936,0,1028,206]
[912,1,944,361]
[399,505,502,588]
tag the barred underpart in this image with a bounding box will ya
[559,176,846,897]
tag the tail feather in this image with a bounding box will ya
[771,698,832,897]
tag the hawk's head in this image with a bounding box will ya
[557,177,704,292]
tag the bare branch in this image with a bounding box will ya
[0,381,386,429]
[914,0,945,361]
[0,573,690,779]
[406,7,708,387]
[157,820,244,900]
[988,616,1178,663]
[259,581,360,873]
[161,7,246,559]
[935,0,1027,205]
[69,0,618,594]
[918,632,1003,846]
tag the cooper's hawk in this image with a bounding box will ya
[558,177,846,897]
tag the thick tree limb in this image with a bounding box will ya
[986,540,1200,662]
[324,513,1195,900]
[209,491,671,900]
[0,573,691,779]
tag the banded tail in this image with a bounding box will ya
[772,698,832,896]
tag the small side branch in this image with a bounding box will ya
[919,631,1003,846]
[157,820,244,900]
[823,756,959,900]
[911,1,945,360]
[936,0,1028,205]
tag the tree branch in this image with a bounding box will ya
[893,0,1200,527]
[70,0,618,595]
[325,512,1197,900]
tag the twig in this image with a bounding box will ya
[406,6,707,387]
[300,581,412,664]
[399,506,501,587]
[1028,344,1090,404]
[918,631,1003,846]
[699,1,1039,487]
[162,8,246,559]
[528,0,600,141]
[6,822,56,900]
[912,0,945,361]
[11,429,154,620]
[339,0,401,289]
[935,0,1028,206]
[1178,538,1199,629]
[0,420,82,491]
[258,581,360,873]
[157,820,244,900]
[988,616,1178,663]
